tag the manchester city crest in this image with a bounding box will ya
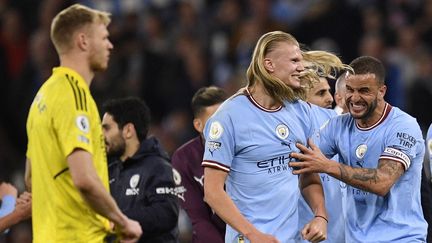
[355,144,368,159]
[276,124,289,139]
[209,121,223,140]
[129,174,140,188]
[172,168,182,185]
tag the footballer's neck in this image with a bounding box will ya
[59,55,94,87]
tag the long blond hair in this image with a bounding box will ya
[301,50,353,91]
[246,31,304,103]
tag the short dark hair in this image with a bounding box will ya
[349,56,386,85]
[191,86,227,117]
[103,97,151,141]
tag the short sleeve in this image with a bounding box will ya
[202,112,235,172]
[0,195,16,218]
[315,118,338,159]
[380,120,424,171]
[427,124,432,173]
[53,88,94,157]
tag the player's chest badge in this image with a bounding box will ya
[275,124,289,139]
[355,144,368,159]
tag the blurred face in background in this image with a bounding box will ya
[194,103,222,134]
[306,77,333,109]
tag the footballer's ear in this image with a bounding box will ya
[378,84,387,100]
[76,32,89,51]
[122,123,136,139]
[263,58,274,73]
[193,118,203,133]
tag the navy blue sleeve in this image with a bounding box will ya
[123,158,179,236]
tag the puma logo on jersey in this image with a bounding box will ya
[194,176,204,187]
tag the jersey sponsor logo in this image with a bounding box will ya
[207,141,221,156]
[156,186,187,201]
[355,144,367,159]
[209,121,223,140]
[126,188,139,196]
[126,174,140,196]
[256,154,296,174]
[275,124,289,139]
[76,115,90,133]
[349,186,370,196]
[320,174,330,182]
[396,132,416,148]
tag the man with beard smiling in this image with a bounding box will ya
[102,97,179,243]
[290,56,427,242]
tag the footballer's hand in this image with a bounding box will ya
[290,139,331,174]
[15,192,32,220]
[117,218,142,243]
[0,182,17,199]
[301,216,327,243]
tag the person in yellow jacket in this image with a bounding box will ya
[25,4,142,243]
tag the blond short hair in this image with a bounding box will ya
[50,4,111,54]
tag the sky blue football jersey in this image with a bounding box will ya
[298,104,346,243]
[317,103,427,242]
[427,124,432,176]
[202,90,315,243]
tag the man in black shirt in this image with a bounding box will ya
[102,97,179,243]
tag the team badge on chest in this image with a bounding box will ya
[355,144,368,159]
[275,124,289,139]
[126,174,140,196]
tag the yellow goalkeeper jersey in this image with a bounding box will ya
[26,67,110,243]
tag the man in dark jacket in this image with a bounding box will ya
[102,97,179,243]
